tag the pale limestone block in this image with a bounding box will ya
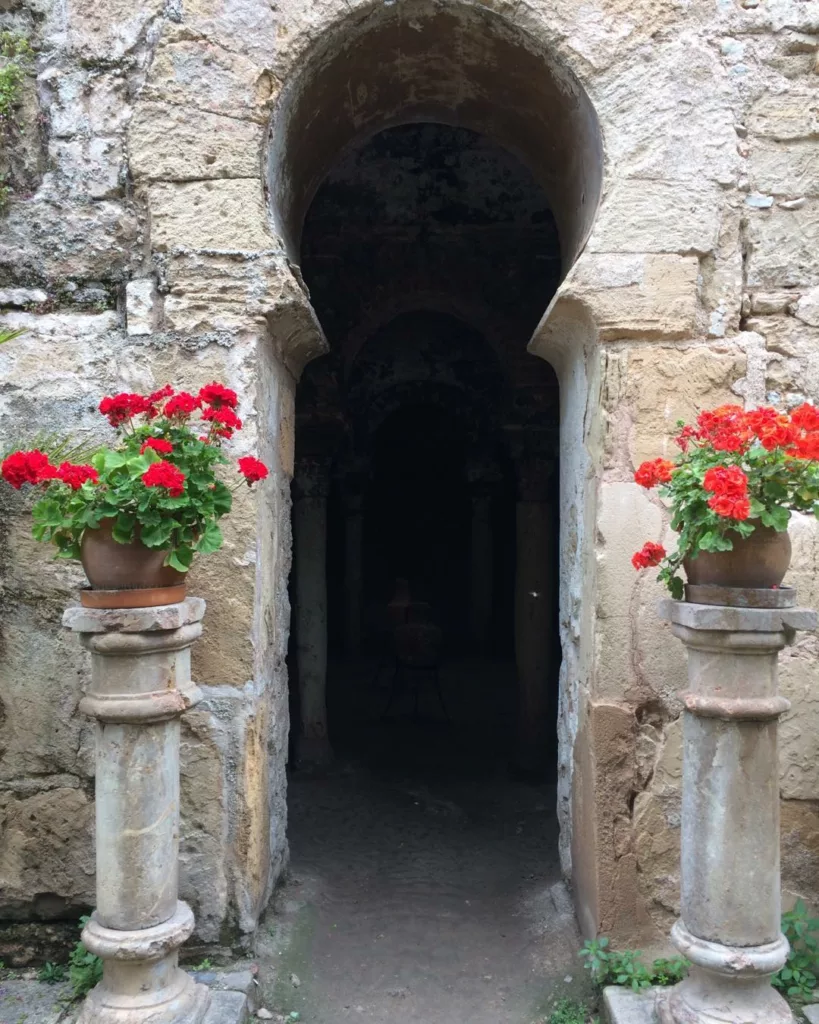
[148,180,275,252]
[795,285,819,327]
[48,136,124,200]
[169,0,279,65]
[143,38,277,124]
[129,102,263,182]
[63,0,165,60]
[747,202,819,288]
[43,68,133,138]
[587,180,722,254]
[621,344,746,467]
[595,33,737,187]
[750,139,819,197]
[126,278,162,336]
[0,287,47,306]
[749,83,819,140]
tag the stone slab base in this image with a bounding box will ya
[604,986,658,1024]
[202,989,248,1024]
[804,1005,819,1024]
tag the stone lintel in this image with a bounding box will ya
[658,599,817,634]
[63,598,206,634]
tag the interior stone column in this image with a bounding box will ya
[293,456,333,765]
[513,455,556,776]
[62,599,212,1024]
[657,592,816,1024]
[340,459,368,657]
[466,457,500,652]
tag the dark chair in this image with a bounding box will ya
[383,621,449,722]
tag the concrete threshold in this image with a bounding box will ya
[603,986,659,1023]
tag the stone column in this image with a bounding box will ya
[293,456,333,765]
[62,599,212,1024]
[466,457,500,652]
[340,459,368,657]
[513,455,556,776]
[657,591,817,1024]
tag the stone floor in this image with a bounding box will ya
[256,656,590,1023]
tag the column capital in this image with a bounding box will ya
[659,597,816,639]
[466,454,502,494]
[63,598,205,725]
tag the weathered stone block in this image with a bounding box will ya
[0,199,138,285]
[142,39,276,124]
[126,277,162,336]
[750,139,819,198]
[747,202,819,289]
[588,180,723,255]
[61,0,165,61]
[749,83,819,140]
[568,254,699,341]
[617,343,746,467]
[48,136,125,200]
[0,788,95,918]
[148,180,275,252]
[129,102,263,182]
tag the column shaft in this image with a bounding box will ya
[657,597,816,1024]
[514,499,554,774]
[344,506,364,656]
[293,457,332,765]
[470,494,493,648]
[63,599,211,1024]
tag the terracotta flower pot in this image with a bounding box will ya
[80,518,186,607]
[683,521,791,590]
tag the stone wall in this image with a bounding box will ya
[0,0,818,954]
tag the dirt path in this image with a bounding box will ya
[258,754,589,1024]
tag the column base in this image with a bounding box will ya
[657,921,794,1024]
[657,975,793,1024]
[77,971,211,1024]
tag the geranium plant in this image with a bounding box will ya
[632,402,819,597]
[0,383,269,573]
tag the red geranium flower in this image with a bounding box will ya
[199,382,238,409]
[675,425,699,452]
[632,541,666,570]
[745,406,796,451]
[148,384,174,405]
[707,494,751,520]
[696,404,752,453]
[238,456,269,484]
[634,458,675,489]
[142,460,186,498]
[203,406,242,437]
[703,465,748,497]
[99,393,150,427]
[55,462,99,490]
[140,437,174,455]
[164,392,202,419]
[1,450,58,488]
[791,403,819,432]
[790,432,819,460]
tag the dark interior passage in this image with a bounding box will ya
[284,119,566,1021]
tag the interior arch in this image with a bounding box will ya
[267,0,604,278]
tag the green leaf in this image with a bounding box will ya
[112,513,135,544]
[698,531,734,553]
[139,519,174,549]
[167,546,194,572]
[103,450,128,470]
[212,481,232,516]
[196,521,223,554]
[759,505,790,532]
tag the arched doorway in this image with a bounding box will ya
[270,4,603,1015]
